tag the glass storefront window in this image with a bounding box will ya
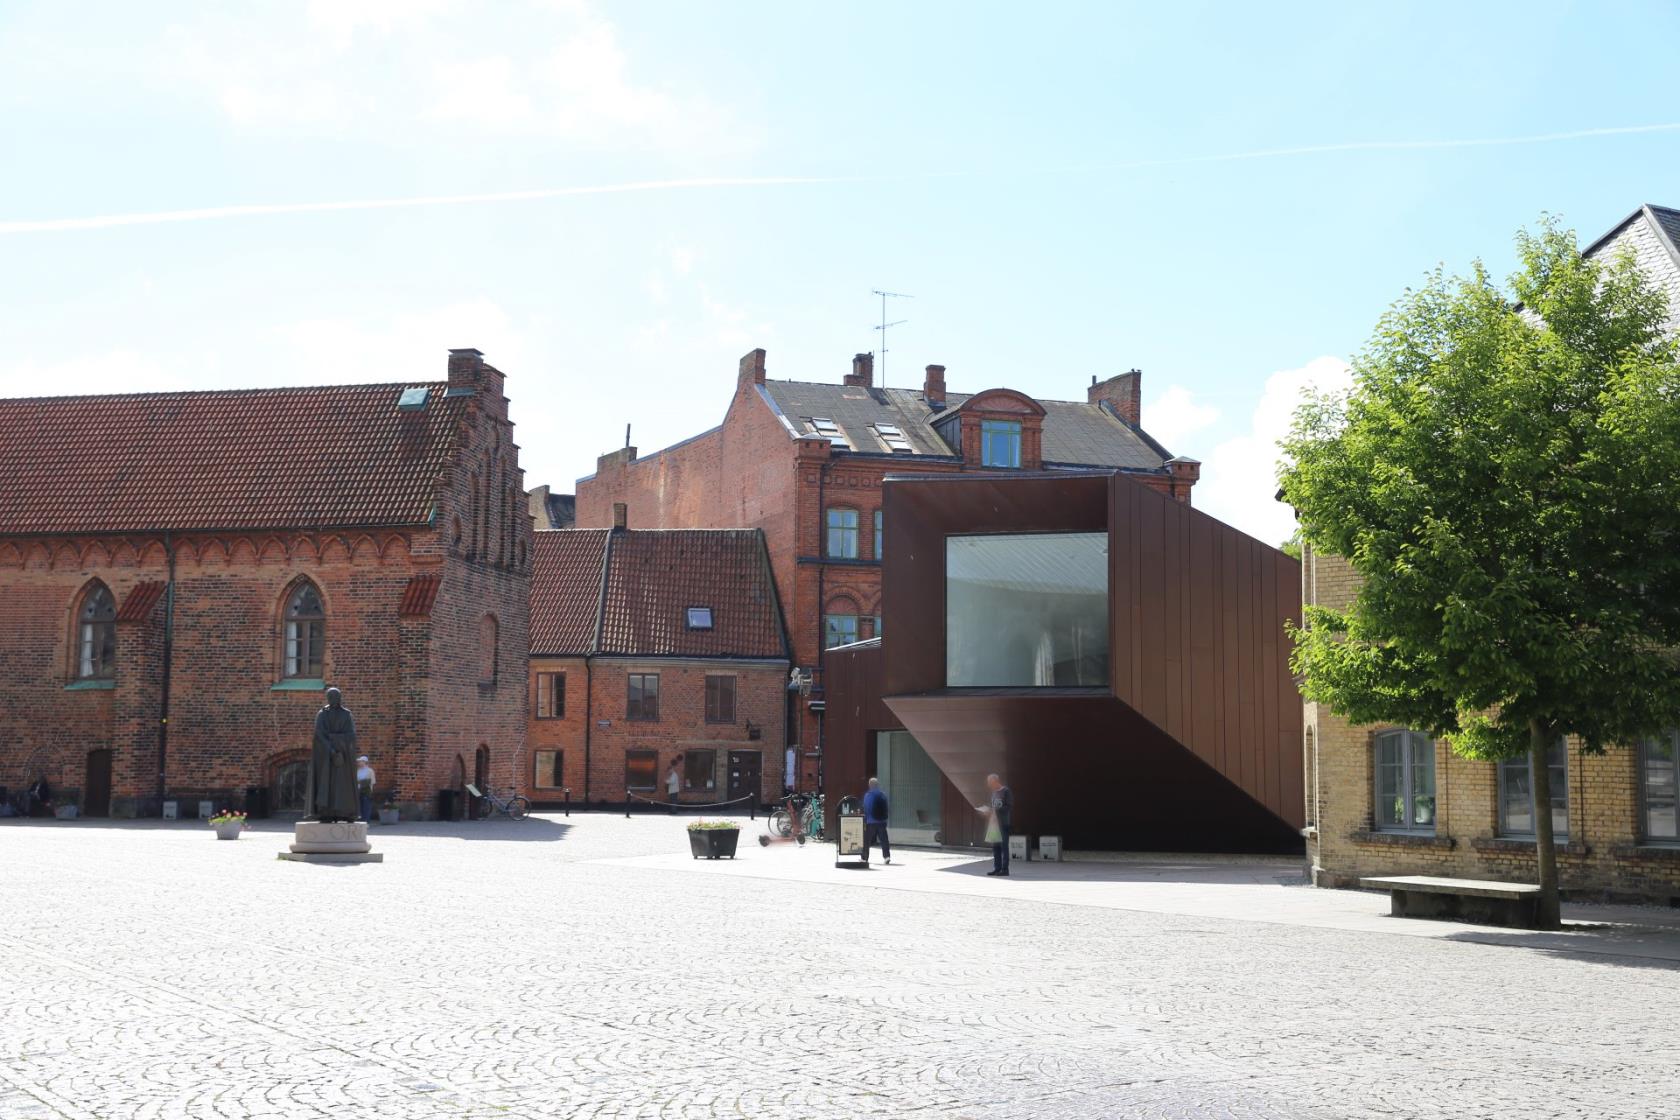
[946,532,1108,687]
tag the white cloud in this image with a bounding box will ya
[1141,385,1219,453]
[1193,355,1352,546]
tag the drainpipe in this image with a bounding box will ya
[156,531,177,812]
[582,657,594,802]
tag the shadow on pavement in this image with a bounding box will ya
[932,855,1304,886]
[1442,928,1680,969]
[0,816,574,842]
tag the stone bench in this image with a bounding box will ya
[1360,875,1543,929]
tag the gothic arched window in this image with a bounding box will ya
[77,582,116,679]
[284,581,326,679]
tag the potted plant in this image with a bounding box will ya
[209,810,246,841]
[378,794,399,826]
[687,819,740,860]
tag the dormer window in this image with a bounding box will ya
[874,423,913,453]
[687,607,714,630]
[981,420,1022,468]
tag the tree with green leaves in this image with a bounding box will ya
[1281,219,1680,928]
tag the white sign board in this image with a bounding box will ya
[837,814,865,856]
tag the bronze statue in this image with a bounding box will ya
[308,687,361,822]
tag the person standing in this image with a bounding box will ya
[978,773,1013,876]
[355,755,376,824]
[665,759,681,813]
[861,777,891,866]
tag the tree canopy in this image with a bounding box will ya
[1282,220,1680,763]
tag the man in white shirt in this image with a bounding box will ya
[355,755,376,823]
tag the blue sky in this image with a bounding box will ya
[3,0,1678,543]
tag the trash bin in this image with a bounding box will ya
[436,788,461,821]
[244,786,270,819]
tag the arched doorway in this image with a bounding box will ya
[471,745,490,819]
[274,759,310,814]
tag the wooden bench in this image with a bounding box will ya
[1360,875,1544,929]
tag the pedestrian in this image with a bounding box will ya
[666,759,681,813]
[977,773,1013,876]
[861,777,891,865]
[355,755,376,824]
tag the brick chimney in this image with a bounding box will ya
[737,348,767,389]
[845,352,874,388]
[1088,369,1142,426]
[612,502,628,531]
[923,364,947,407]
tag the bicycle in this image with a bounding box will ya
[465,783,530,821]
[767,792,827,843]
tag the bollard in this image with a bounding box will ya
[564,788,571,818]
[750,791,757,821]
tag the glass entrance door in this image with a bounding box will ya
[875,731,943,845]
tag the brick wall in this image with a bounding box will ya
[528,656,788,805]
[1303,544,1680,900]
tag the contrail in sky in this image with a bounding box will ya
[3,123,1677,235]
[0,175,858,236]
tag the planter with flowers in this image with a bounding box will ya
[209,810,246,841]
[687,819,740,860]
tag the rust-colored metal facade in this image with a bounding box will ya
[825,471,1304,852]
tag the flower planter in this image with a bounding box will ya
[688,827,740,860]
[213,821,243,841]
[378,808,400,825]
[53,805,78,821]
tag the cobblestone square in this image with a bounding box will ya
[2,814,1677,1119]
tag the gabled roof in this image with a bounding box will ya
[1581,204,1680,327]
[530,529,787,660]
[0,382,470,535]
[758,380,1170,470]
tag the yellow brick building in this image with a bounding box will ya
[1302,543,1680,902]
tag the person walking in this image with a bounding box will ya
[860,777,891,866]
[978,773,1013,876]
[355,755,376,824]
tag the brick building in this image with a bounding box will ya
[573,348,1197,783]
[1302,205,1680,900]
[0,348,531,820]
[527,517,790,807]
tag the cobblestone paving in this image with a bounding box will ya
[1,814,1676,1119]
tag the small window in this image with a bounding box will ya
[625,749,658,791]
[826,508,859,558]
[534,750,564,789]
[1642,732,1679,842]
[870,615,883,639]
[479,614,498,686]
[825,613,859,649]
[980,419,1022,468]
[627,673,660,721]
[687,607,714,630]
[808,416,850,448]
[283,581,325,679]
[1372,730,1435,833]
[535,672,566,719]
[706,675,737,724]
[684,748,717,791]
[77,583,117,679]
[1498,738,1569,840]
[874,509,883,561]
[874,424,913,453]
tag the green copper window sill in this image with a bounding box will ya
[271,678,326,692]
[64,679,116,691]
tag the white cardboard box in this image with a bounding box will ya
[1038,835,1063,861]
[1008,834,1029,861]
[162,800,178,820]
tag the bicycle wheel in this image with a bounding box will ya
[768,808,792,838]
[508,797,530,821]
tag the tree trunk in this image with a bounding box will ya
[1528,720,1562,929]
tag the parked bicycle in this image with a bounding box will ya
[767,792,826,843]
[465,783,530,821]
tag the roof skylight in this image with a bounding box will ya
[396,387,429,411]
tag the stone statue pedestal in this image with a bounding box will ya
[277,820,384,864]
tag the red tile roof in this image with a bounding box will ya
[115,581,167,623]
[398,573,442,617]
[530,529,787,660]
[0,382,470,534]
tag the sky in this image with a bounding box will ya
[4,1,1680,545]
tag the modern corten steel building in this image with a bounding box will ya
[825,471,1305,852]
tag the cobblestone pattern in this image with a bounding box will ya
[0,815,1675,1119]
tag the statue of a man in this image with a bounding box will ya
[308,686,361,822]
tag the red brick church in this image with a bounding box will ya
[0,349,530,819]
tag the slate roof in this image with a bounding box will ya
[530,529,788,660]
[759,381,1170,470]
[0,382,470,535]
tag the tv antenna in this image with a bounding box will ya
[872,290,913,389]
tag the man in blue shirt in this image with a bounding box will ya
[861,777,891,865]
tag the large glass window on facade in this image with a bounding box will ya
[875,730,943,844]
[946,532,1108,687]
[1371,730,1436,833]
[1498,738,1569,840]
